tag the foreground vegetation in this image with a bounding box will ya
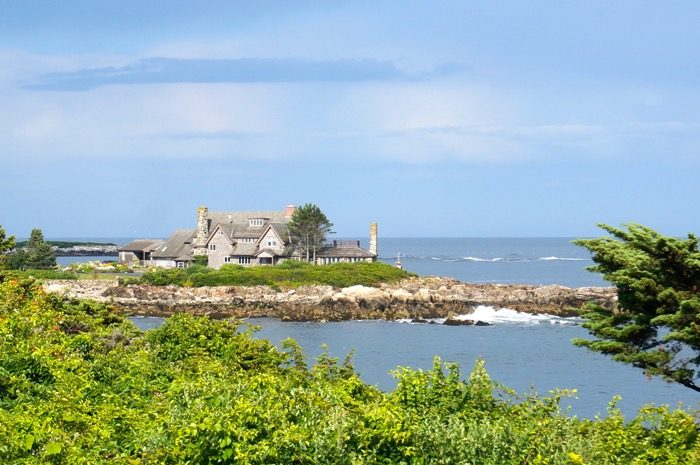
[0,269,78,281]
[128,260,414,288]
[1,277,698,464]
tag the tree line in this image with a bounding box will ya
[0,226,57,270]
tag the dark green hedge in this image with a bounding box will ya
[132,261,414,288]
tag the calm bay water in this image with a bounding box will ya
[131,311,698,419]
[61,236,698,417]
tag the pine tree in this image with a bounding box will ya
[25,228,57,269]
[287,204,334,263]
[0,225,16,269]
[574,224,700,392]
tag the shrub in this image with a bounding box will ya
[0,278,698,464]
[136,261,414,289]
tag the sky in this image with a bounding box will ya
[1,0,699,239]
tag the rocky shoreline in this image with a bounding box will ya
[53,245,118,256]
[42,277,616,322]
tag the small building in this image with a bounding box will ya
[118,239,163,265]
[119,205,378,269]
[316,240,376,265]
[150,229,197,268]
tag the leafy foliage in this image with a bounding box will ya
[133,260,414,288]
[0,225,15,269]
[287,203,334,262]
[0,278,698,463]
[0,269,78,282]
[574,223,700,392]
[5,228,57,270]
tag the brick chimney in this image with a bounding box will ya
[369,223,378,257]
[284,204,296,219]
[193,206,209,255]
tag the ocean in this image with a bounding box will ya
[57,237,698,417]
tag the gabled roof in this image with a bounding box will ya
[230,225,269,238]
[151,229,195,259]
[255,223,289,246]
[317,246,375,258]
[118,239,163,253]
[207,210,288,228]
[206,223,235,245]
[230,243,258,256]
[256,248,283,257]
[268,223,290,244]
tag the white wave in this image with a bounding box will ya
[538,256,587,261]
[463,256,503,262]
[453,305,581,326]
[431,257,461,262]
[396,306,581,326]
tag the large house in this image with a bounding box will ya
[118,205,377,269]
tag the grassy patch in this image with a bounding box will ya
[0,269,78,281]
[130,261,414,288]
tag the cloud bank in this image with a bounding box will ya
[25,57,432,91]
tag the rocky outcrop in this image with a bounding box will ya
[52,245,118,256]
[42,277,616,322]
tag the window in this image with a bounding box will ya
[267,238,277,247]
[248,218,265,227]
[209,244,216,251]
[239,256,251,264]
[224,256,232,263]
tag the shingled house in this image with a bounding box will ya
[118,205,378,269]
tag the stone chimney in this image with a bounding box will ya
[284,204,296,219]
[369,223,378,257]
[193,206,209,255]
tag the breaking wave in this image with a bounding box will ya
[398,305,581,326]
[423,255,588,263]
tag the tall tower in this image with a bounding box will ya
[193,206,209,256]
[369,223,378,258]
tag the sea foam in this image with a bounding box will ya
[398,305,580,326]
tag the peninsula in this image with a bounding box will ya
[43,277,615,322]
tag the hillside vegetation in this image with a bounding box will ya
[128,261,415,288]
[1,277,698,464]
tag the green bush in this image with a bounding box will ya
[1,278,698,464]
[0,269,78,282]
[136,261,414,289]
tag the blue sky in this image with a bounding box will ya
[1,1,699,238]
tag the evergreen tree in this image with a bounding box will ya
[574,224,700,392]
[5,249,28,270]
[0,225,16,269]
[24,228,57,269]
[287,204,334,262]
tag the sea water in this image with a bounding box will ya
[375,237,606,287]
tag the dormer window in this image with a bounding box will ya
[248,218,266,227]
